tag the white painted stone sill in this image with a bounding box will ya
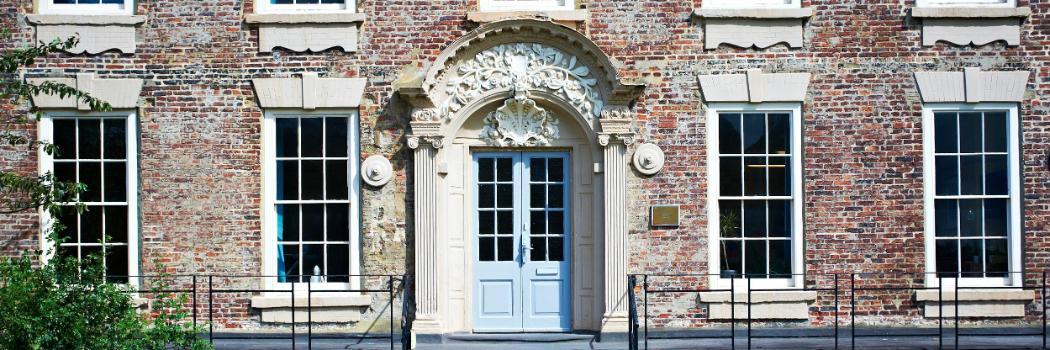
[914,289,1034,318]
[252,294,372,323]
[699,290,816,320]
[251,294,372,308]
[910,7,1031,18]
[26,14,147,25]
[245,13,366,24]
[693,8,813,19]
[467,10,589,23]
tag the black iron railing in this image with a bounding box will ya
[109,274,411,350]
[628,271,1049,350]
[401,276,414,350]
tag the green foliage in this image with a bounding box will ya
[0,256,212,350]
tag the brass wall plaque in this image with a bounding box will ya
[650,205,680,228]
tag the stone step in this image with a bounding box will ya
[444,332,597,343]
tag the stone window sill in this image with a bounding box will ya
[251,294,372,323]
[698,290,817,320]
[914,289,1034,318]
[26,15,146,54]
[245,13,366,53]
[910,7,1030,18]
[693,8,813,19]
[466,10,589,23]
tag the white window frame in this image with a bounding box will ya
[922,103,1022,288]
[478,0,575,12]
[702,0,801,9]
[37,110,140,288]
[262,110,361,293]
[915,0,1015,8]
[255,0,355,14]
[38,0,135,16]
[706,102,804,290]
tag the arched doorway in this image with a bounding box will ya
[397,19,644,336]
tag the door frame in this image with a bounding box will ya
[470,150,573,333]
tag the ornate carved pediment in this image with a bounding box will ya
[481,94,560,147]
[443,43,603,122]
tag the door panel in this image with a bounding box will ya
[472,152,571,332]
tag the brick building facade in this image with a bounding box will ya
[1,0,1048,338]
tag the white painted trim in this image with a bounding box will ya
[478,0,575,12]
[256,0,355,14]
[706,102,804,290]
[38,110,140,288]
[921,103,1022,288]
[38,0,134,15]
[702,0,800,9]
[261,109,361,294]
[916,0,1015,8]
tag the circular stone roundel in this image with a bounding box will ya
[633,143,665,176]
[361,155,393,187]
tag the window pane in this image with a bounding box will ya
[56,206,77,243]
[479,237,495,261]
[983,111,1007,153]
[548,185,564,208]
[934,156,958,196]
[280,244,301,282]
[326,203,349,241]
[320,0,345,3]
[985,238,1008,277]
[548,158,564,182]
[743,113,766,154]
[958,112,982,153]
[54,119,77,159]
[720,241,742,276]
[767,200,790,238]
[103,162,126,202]
[479,184,494,208]
[497,237,513,261]
[497,184,513,208]
[300,118,323,157]
[325,160,348,200]
[743,157,766,196]
[767,113,790,155]
[301,204,324,241]
[934,199,957,237]
[496,158,513,182]
[958,155,982,195]
[81,207,103,243]
[530,184,545,208]
[302,244,325,279]
[479,211,494,235]
[960,239,983,277]
[478,158,494,182]
[934,112,957,153]
[54,162,76,184]
[80,162,101,202]
[984,155,1007,196]
[325,117,348,157]
[548,237,564,262]
[78,119,101,159]
[548,211,564,235]
[101,0,125,4]
[744,240,767,277]
[327,244,349,282]
[769,240,791,278]
[273,0,294,4]
[530,211,544,234]
[768,156,790,196]
[497,210,513,235]
[277,204,299,242]
[276,118,298,157]
[103,206,127,243]
[719,157,742,196]
[530,158,546,182]
[719,113,742,155]
[983,198,1007,237]
[718,200,741,238]
[743,200,766,238]
[300,160,324,200]
[959,199,982,237]
[105,245,127,283]
[53,0,77,4]
[935,240,958,277]
[102,119,126,159]
[276,160,298,200]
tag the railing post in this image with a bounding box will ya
[938,275,943,350]
[954,275,959,350]
[731,274,735,350]
[1042,271,1046,350]
[390,276,395,350]
[850,273,855,350]
[834,273,839,350]
[291,278,296,349]
[192,275,197,329]
[308,279,313,350]
[208,275,213,344]
[747,275,752,350]
[644,274,649,350]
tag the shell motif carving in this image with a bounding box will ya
[361,155,394,187]
[482,96,560,147]
[444,43,603,121]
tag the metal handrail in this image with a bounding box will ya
[627,275,640,350]
[401,274,414,350]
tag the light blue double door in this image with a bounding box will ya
[473,152,572,332]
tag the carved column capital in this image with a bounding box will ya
[598,133,637,147]
[407,135,445,150]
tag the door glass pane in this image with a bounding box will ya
[480,211,495,235]
[496,158,512,182]
[548,211,563,235]
[530,237,546,262]
[548,185,564,208]
[478,158,494,182]
[530,158,546,182]
[497,237,513,261]
[548,237,564,262]
[548,158,564,182]
[497,184,513,208]
[530,184,545,208]
[479,237,495,261]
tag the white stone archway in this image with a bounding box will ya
[397,19,644,336]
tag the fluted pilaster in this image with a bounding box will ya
[409,135,443,324]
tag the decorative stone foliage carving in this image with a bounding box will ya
[632,143,665,176]
[443,43,603,121]
[481,94,560,147]
[361,155,394,187]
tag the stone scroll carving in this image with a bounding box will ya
[443,43,603,122]
[481,94,560,147]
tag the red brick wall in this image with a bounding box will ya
[0,0,1047,328]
